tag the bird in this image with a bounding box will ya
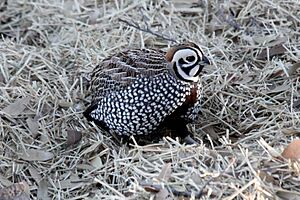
[84,42,210,143]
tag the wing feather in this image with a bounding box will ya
[89,48,169,102]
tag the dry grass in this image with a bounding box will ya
[0,0,300,199]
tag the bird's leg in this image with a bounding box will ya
[162,119,197,144]
[182,134,197,145]
[176,122,197,145]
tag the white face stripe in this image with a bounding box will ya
[189,65,199,77]
[172,49,198,67]
[176,65,199,82]
[194,47,203,59]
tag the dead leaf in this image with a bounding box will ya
[294,99,300,109]
[267,37,288,47]
[55,175,84,190]
[76,164,94,171]
[0,175,12,187]
[0,72,5,84]
[2,97,30,116]
[268,70,284,79]
[80,141,102,155]
[190,173,202,185]
[144,185,160,193]
[89,10,100,25]
[155,188,172,200]
[12,193,30,200]
[58,100,73,108]
[259,138,282,157]
[282,128,300,136]
[90,156,103,169]
[276,190,300,200]
[252,35,278,44]
[28,166,42,183]
[264,84,290,94]
[26,116,39,135]
[19,149,54,161]
[0,181,30,200]
[257,44,286,60]
[202,125,219,141]
[172,0,198,3]
[288,63,300,76]
[282,139,300,160]
[157,163,172,181]
[66,129,82,148]
[37,179,49,200]
[258,170,277,185]
[236,75,253,85]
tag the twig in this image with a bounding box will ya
[140,158,236,198]
[119,18,177,43]
[141,182,209,198]
[217,9,241,31]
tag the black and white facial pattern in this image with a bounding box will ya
[172,47,205,82]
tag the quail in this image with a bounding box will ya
[84,42,210,142]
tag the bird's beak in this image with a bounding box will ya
[202,56,210,65]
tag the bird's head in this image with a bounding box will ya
[165,42,210,82]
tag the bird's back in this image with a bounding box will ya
[89,48,169,103]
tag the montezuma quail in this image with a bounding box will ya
[84,42,210,141]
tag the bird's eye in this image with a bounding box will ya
[186,56,195,62]
[178,58,185,65]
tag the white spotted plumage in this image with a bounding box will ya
[84,43,210,137]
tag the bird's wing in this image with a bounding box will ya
[89,48,169,103]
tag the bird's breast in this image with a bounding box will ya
[184,83,198,105]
